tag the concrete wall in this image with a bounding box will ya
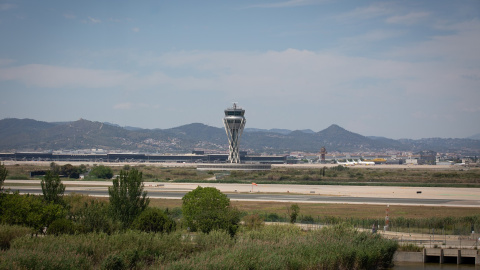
[394,252,424,263]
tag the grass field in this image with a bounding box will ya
[148,198,480,220]
[4,162,480,187]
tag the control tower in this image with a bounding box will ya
[223,103,246,163]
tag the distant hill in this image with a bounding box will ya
[469,133,480,140]
[244,128,314,135]
[0,118,479,154]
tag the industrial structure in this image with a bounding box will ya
[223,103,246,163]
[319,147,327,163]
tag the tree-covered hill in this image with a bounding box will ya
[0,118,479,154]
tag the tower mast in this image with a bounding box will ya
[223,103,246,163]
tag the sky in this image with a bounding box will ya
[0,0,479,140]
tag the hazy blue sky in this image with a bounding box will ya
[1,0,479,139]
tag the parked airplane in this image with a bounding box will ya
[357,159,375,165]
[348,159,358,165]
[336,159,355,166]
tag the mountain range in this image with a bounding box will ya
[0,118,479,155]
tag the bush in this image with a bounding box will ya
[101,253,126,270]
[47,218,75,236]
[182,186,240,236]
[131,207,176,233]
[243,214,264,230]
[0,224,32,250]
[0,192,67,234]
[90,165,114,179]
[76,200,121,234]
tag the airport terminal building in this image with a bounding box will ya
[0,151,287,164]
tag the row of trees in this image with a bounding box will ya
[0,162,245,237]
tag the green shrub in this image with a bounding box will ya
[243,214,264,230]
[76,200,121,234]
[182,186,240,236]
[101,253,126,270]
[0,224,32,250]
[90,165,114,179]
[0,192,67,234]
[131,207,176,233]
[47,219,75,236]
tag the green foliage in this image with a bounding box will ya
[0,192,67,233]
[288,204,300,224]
[0,224,32,250]
[75,200,121,234]
[131,207,176,233]
[243,214,265,230]
[47,218,75,236]
[182,186,241,236]
[101,253,126,270]
[331,165,349,171]
[0,231,196,269]
[0,162,7,192]
[108,169,149,228]
[0,223,398,269]
[168,224,398,269]
[41,171,65,204]
[398,243,423,252]
[90,165,114,179]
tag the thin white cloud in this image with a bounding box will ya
[386,11,430,25]
[88,16,101,24]
[132,27,140,32]
[0,64,131,88]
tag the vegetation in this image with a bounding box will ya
[0,192,66,234]
[89,165,113,179]
[0,224,32,250]
[3,163,480,187]
[132,207,176,233]
[288,204,300,224]
[182,186,241,236]
[0,224,398,269]
[108,168,149,228]
[50,162,87,179]
[41,171,65,204]
[0,162,7,192]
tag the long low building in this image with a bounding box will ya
[0,152,287,164]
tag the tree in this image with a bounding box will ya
[61,164,84,179]
[288,204,300,224]
[182,186,240,236]
[90,165,113,179]
[108,168,149,228]
[41,171,65,204]
[0,192,66,234]
[0,162,7,193]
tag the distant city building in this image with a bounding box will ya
[418,150,437,165]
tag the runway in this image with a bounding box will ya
[8,184,480,207]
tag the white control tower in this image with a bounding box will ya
[223,103,246,163]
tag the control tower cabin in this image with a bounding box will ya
[223,103,246,163]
